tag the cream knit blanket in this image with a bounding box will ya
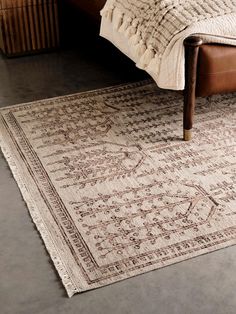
[101,0,236,76]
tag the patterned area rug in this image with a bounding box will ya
[0,81,236,297]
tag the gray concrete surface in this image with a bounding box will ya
[0,39,236,314]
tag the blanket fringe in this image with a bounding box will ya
[130,33,141,46]
[101,6,161,71]
[113,11,124,30]
[125,18,139,38]
[139,46,155,66]
[100,6,114,22]
[125,25,136,38]
[134,40,147,58]
[119,17,132,33]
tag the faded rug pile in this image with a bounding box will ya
[0,81,235,297]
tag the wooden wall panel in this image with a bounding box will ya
[0,0,59,56]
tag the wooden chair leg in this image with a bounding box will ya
[183,36,203,141]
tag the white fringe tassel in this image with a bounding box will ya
[134,40,147,58]
[119,17,132,33]
[139,46,155,67]
[113,12,124,30]
[101,7,160,72]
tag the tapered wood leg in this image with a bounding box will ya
[183,36,203,141]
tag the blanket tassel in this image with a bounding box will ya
[139,46,155,67]
[119,17,132,33]
[134,40,147,58]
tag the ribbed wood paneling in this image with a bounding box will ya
[0,0,59,56]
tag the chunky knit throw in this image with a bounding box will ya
[101,0,236,71]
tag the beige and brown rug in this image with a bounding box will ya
[0,81,235,297]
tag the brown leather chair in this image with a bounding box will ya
[184,37,236,140]
[197,44,236,97]
[65,0,236,140]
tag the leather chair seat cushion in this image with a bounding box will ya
[196,44,236,97]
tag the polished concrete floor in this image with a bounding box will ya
[0,36,236,314]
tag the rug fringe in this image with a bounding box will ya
[0,121,78,297]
